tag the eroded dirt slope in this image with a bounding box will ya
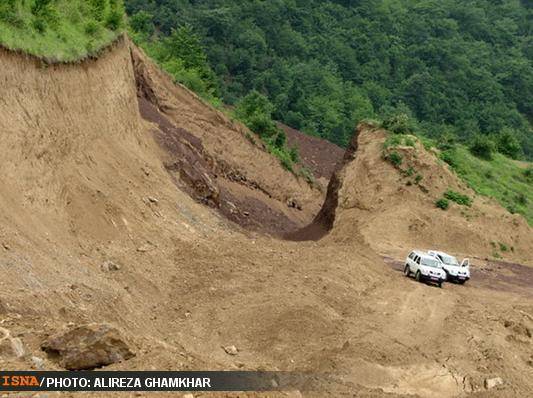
[0,38,532,398]
[131,45,324,236]
[321,124,533,266]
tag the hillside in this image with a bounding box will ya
[126,0,533,158]
[0,33,533,397]
[0,0,124,61]
[438,145,533,225]
[311,124,533,266]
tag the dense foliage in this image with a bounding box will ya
[126,0,532,158]
[0,0,125,61]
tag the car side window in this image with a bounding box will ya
[416,257,421,264]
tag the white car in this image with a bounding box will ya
[404,250,447,288]
[428,250,470,284]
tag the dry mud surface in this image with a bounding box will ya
[0,38,532,398]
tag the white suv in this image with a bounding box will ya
[404,250,447,288]
[428,250,470,284]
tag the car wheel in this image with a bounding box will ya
[415,271,421,282]
[404,264,411,277]
[438,282,443,288]
[458,280,466,285]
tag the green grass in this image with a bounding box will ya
[0,0,124,62]
[441,146,533,224]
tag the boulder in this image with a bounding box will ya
[223,345,238,356]
[101,261,121,272]
[41,324,134,370]
[484,377,503,390]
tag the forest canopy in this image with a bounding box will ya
[125,0,533,158]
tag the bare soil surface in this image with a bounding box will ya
[0,38,532,398]
[281,123,344,180]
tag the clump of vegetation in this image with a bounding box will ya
[0,0,125,61]
[469,135,496,160]
[382,113,414,135]
[415,174,423,184]
[444,190,473,207]
[234,91,298,172]
[384,151,403,167]
[383,134,417,150]
[498,242,509,252]
[435,198,450,210]
[299,167,316,186]
[496,129,523,160]
[523,167,533,183]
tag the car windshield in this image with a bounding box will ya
[421,258,440,268]
[439,254,459,266]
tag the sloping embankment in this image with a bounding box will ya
[299,123,533,265]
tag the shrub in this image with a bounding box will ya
[515,193,527,206]
[440,149,458,168]
[0,0,23,27]
[403,136,416,147]
[289,147,299,163]
[523,167,533,183]
[444,190,472,206]
[85,20,101,36]
[469,135,496,160]
[497,129,522,159]
[415,174,423,184]
[105,0,124,31]
[89,0,107,21]
[299,167,315,185]
[436,198,450,210]
[382,113,413,135]
[384,151,403,167]
[383,134,402,149]
[498,242,509,252]
[404,167,415,177]
[437,132,457,151]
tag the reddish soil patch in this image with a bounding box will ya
[138,97,300,236]
[280,123,344,180]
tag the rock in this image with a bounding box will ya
[137,244,154,253]
[147,196,159,204]
[0,328,25,358]
[484,377,503,390]
[286,199,302,211]
[101,261,121,272]
[223,345,238,356]
[41,323,134,370]
[31,356,45,369]
[0,338,25,358]
[2,243,9,251]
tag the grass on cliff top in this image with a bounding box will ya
[439,145,533,225]
[0,0,124,62]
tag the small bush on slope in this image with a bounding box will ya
[234,91,298,172]
[444,190,473,207]
[0,0,125,61]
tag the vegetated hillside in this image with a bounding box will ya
[125,0,533,158]
[0,0,125,61]
[318,124,533,266]
[439,145,533,225]
[2,34,533,397]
